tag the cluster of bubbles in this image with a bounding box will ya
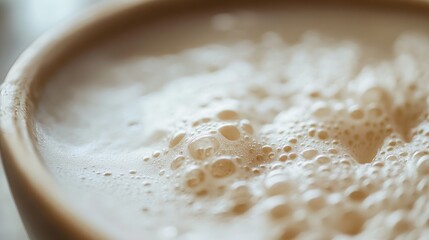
[140,102,429,238]
[136,31,429,239]
[165,109,269,197]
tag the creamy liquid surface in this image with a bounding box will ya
[35,5,429,240]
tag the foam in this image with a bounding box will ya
[35,6,429,240]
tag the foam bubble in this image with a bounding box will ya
[210,157,236,178]
[184,167,206,189]
[218,125,241,141]
[188,136,220,160]
[169,131,186,148]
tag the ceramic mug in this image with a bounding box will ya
[1,0,428,239]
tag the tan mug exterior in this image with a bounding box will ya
[2,0,429,239]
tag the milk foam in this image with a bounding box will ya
[35,7,429,239]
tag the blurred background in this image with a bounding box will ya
[0,0,103,239]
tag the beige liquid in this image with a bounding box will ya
[35,5,429,240]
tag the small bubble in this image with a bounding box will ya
[311,102,331,118]
[279,154,288,162]
[240,119,254,134]
[362,87,388,104]
[308,128,316,137]
[262,145,273,154]
[317,130,329,140]
[188,136,220,160]
[288,153,297,160]
[265,175,291,196]
[315,155,331,164]
[386,155,397,161]
[171,156,185,170]
[211,157,236,178]
[303,189,325,211]
[283,145,292,152]
[301,148,318,160]
[185,167,205,188]
[416,155,429,176]
[217,109,239,120]
[230,202,251,215]
[218,124,241,141]
[169,131,186,148]
[327,148,337,155]
[340,159,353,165]
[264,196,292,219]
[372,161,384,168]
[412,151,429,161]
[346,187,367,202]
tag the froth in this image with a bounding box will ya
[139,30,429,238]
[35,8,429,240]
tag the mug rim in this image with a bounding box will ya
[0,0,153,239]
[2,0,429,239]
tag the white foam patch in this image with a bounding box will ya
[35,8,429,240]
